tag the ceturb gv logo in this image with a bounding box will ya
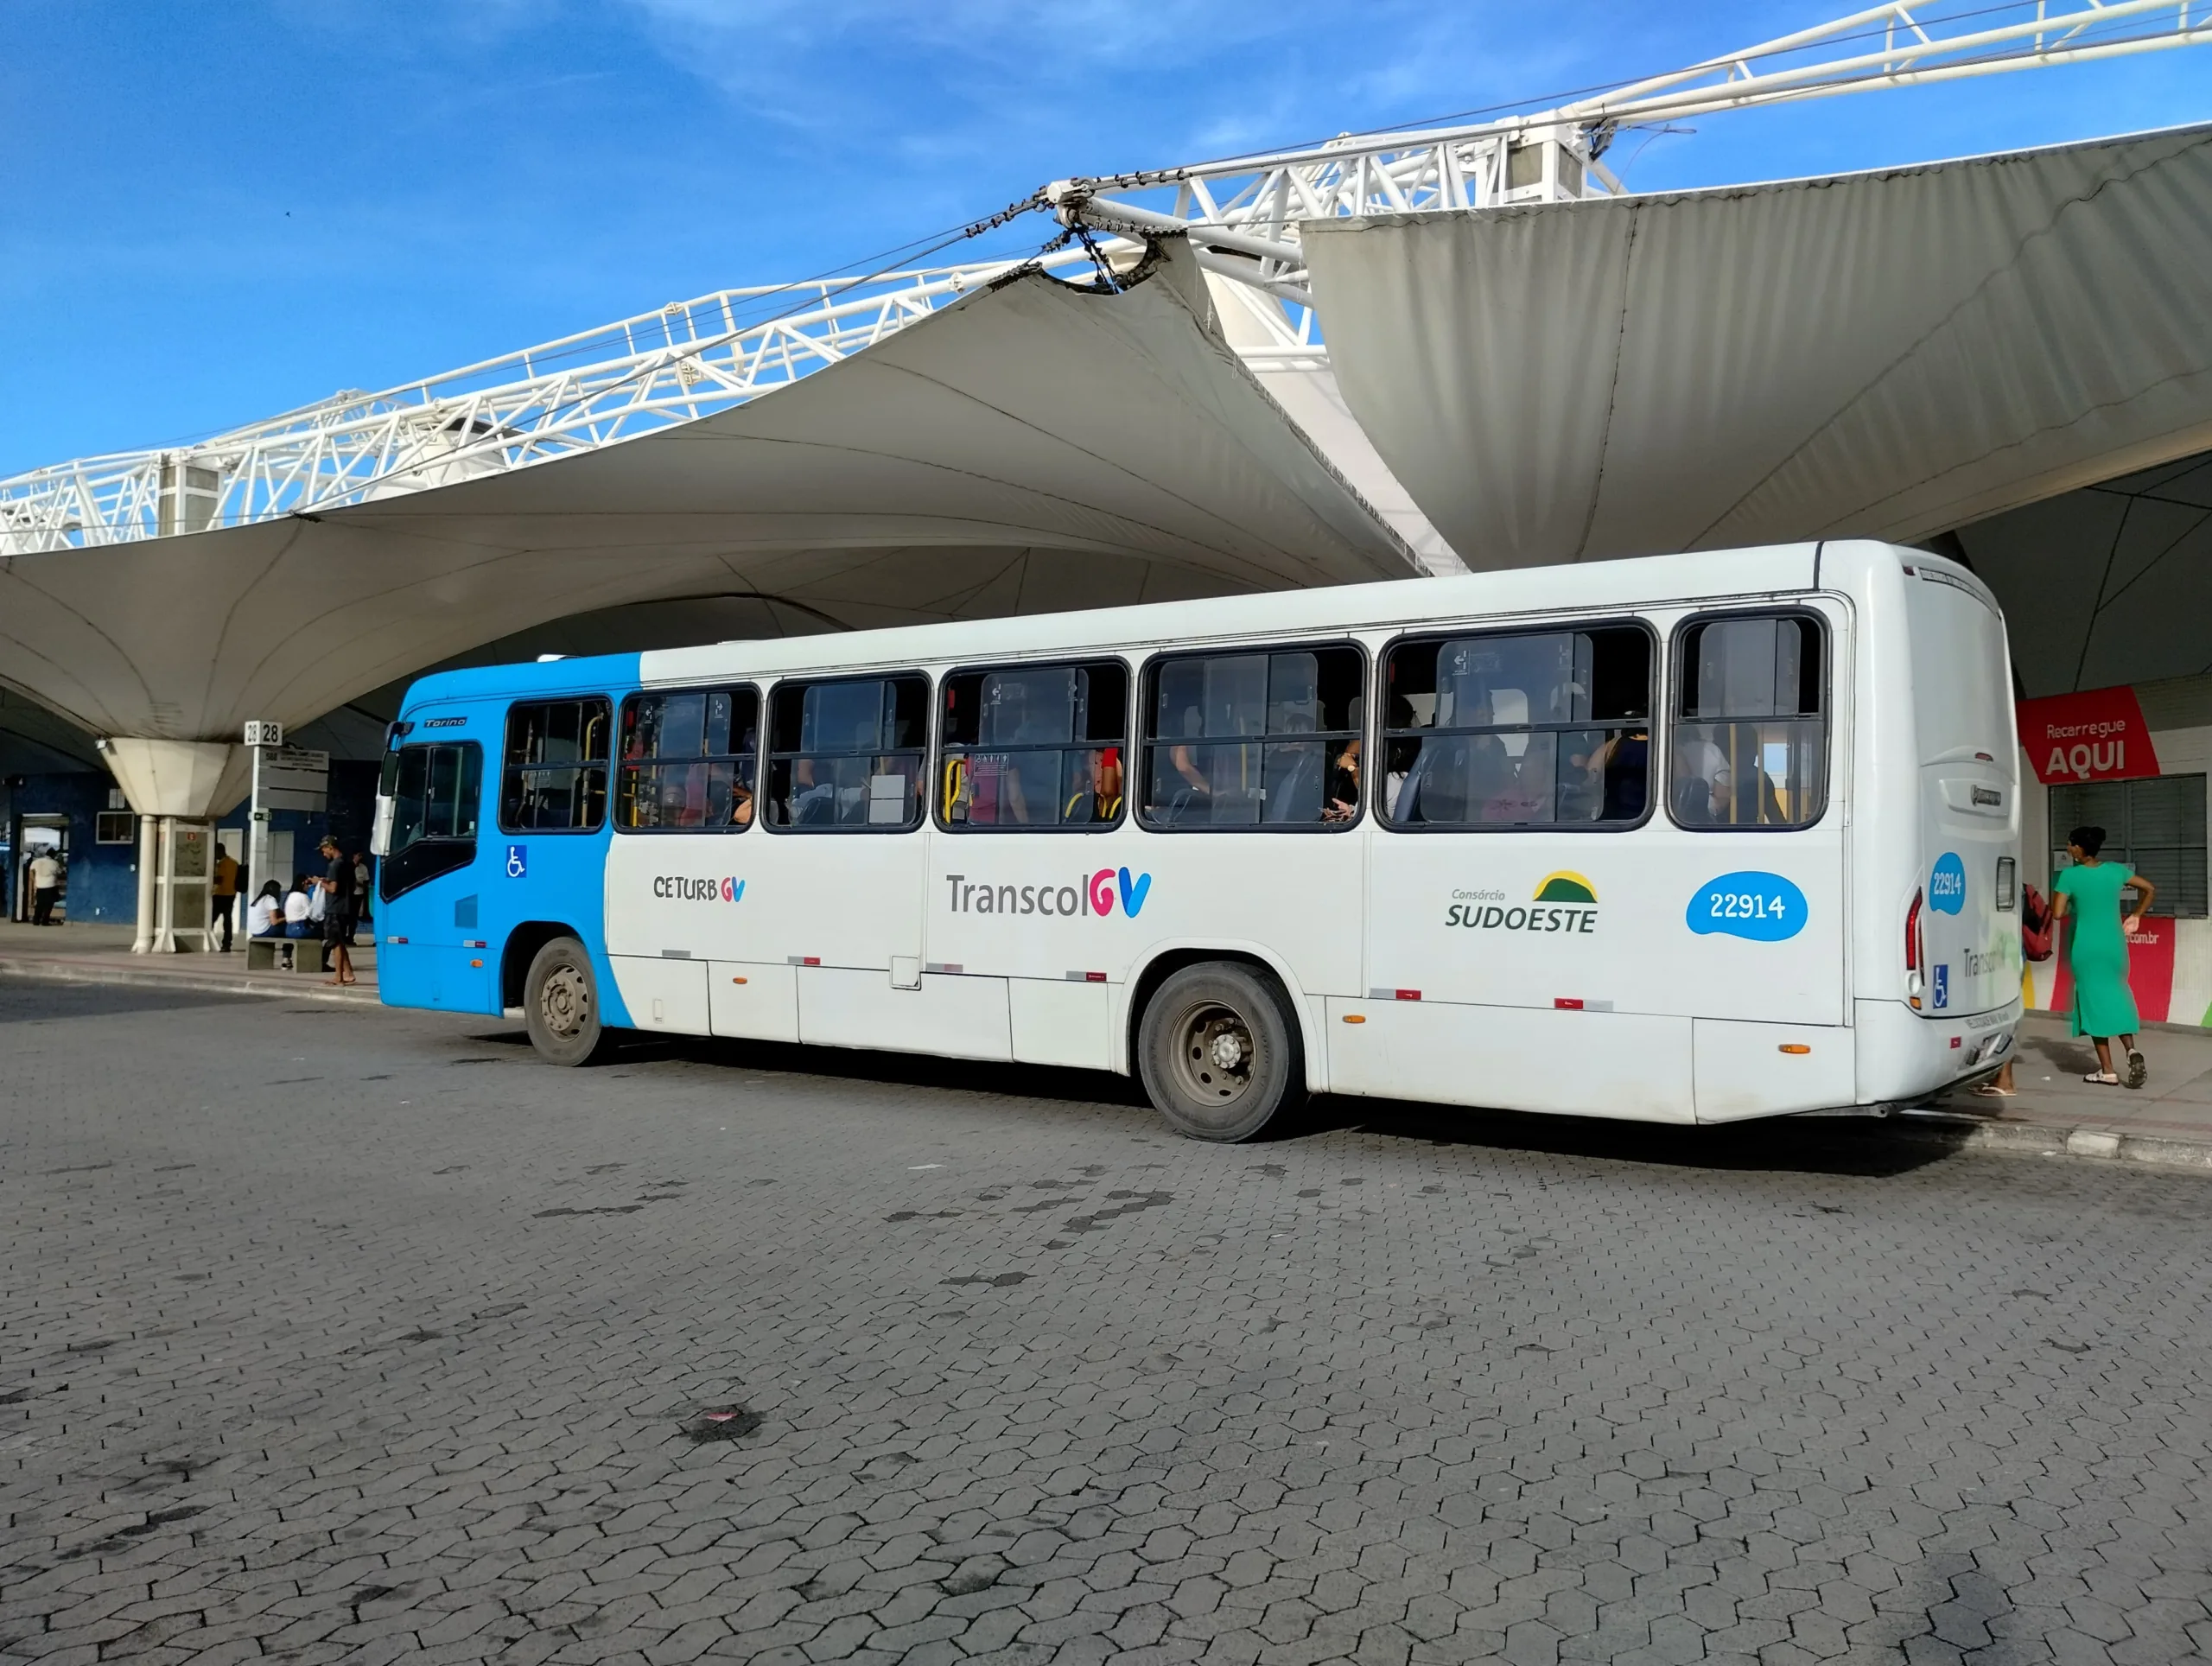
[945,868,1151,918]
[654,875,743,902]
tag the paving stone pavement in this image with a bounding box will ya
[3,978,2209,1666]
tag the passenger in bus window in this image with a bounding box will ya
[1673,732,1733,823]
[1065,747,1123,823]
[788,756,831,823]
[1168,704,1211,806]
[1599,728,1650,821]
[1323,734,1360,823]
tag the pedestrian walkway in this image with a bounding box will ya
[1911,1009,2212,1171]
[0,919,378,1004]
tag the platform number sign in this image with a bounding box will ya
[505,844,528,880]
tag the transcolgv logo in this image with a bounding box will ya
[1445,872,1599,933]
[945,868,1151,918]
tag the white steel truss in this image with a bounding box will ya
[0,248,1103,555]
[1050,0,2211,296]
[3,0,2202,554]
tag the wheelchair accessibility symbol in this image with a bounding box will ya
[505,844,528,880]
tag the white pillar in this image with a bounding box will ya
[132,813,158,953]
[97,739,248,956]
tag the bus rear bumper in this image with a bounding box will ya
[1854,996,2024,1104]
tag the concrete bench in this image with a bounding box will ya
[245,937,327,975]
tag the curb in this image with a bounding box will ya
[0,955,378,1008]
[1894,1110,2212,1173]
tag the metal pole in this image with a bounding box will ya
[248,740,268,937]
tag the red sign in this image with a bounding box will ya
[2017,685,2161,785]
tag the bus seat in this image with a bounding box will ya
[1264,748,1323,823]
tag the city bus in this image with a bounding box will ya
[371,540,2022,1140]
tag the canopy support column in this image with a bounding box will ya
[95,739,249,954]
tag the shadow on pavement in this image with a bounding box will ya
[1291,1096,1974,1179]
[469,1024,1970,1177]
[467,1025,1156,1110]
[0,976,255,1022]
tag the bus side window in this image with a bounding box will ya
[500,697,612,833]
[381,741,483,900]
[765,673,929,831]
[938,659,1128,830]
[1381,626,1650,829]
[1139,645,1364,830]
[1669,614,1827,830]
[616,684,759,831]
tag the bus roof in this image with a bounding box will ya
[399,540,1888,710]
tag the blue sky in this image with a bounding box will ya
[3,0,2206,477]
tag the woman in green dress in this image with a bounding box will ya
[2051,823,2157,1087]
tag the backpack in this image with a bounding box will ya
[2021,881,2055,962]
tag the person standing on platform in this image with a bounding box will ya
[2052,823,2156,1088]
[211,842,239,951]
[350,851,371,944]
[319,836,357,986]
[29,849,62,925]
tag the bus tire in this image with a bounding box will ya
[524,936,611,1066]
[1138,961,1305,1141]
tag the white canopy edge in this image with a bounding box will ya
[0,239,1417,748]
[1304,122,2212,567]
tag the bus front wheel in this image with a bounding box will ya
[524,936,611,1066]
[1138,962,1305,1141]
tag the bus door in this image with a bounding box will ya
[373,734,495,1014]
[752,674,936,1054]
[924,658,1144,1071]
[1128,644,1370,1053]
[1656,607,1852,1119]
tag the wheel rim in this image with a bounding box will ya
[539,962,591,1040]
[1167,998,1256,1110]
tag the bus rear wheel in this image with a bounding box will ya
[1138,962,1304,1141]
[524,936,611,1066]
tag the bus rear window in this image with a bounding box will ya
[1669,614,1827,829]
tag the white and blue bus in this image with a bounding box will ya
[372,541,2022,1140]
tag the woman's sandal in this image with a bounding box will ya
[1970,1083,2017,1098]
[2085,1070,2120,1085]
[2126,1050,2147,1090]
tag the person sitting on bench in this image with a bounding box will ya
[248,881,285,939]
[283,877,315,938]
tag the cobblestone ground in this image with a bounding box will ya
[2,979,2209,1666]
